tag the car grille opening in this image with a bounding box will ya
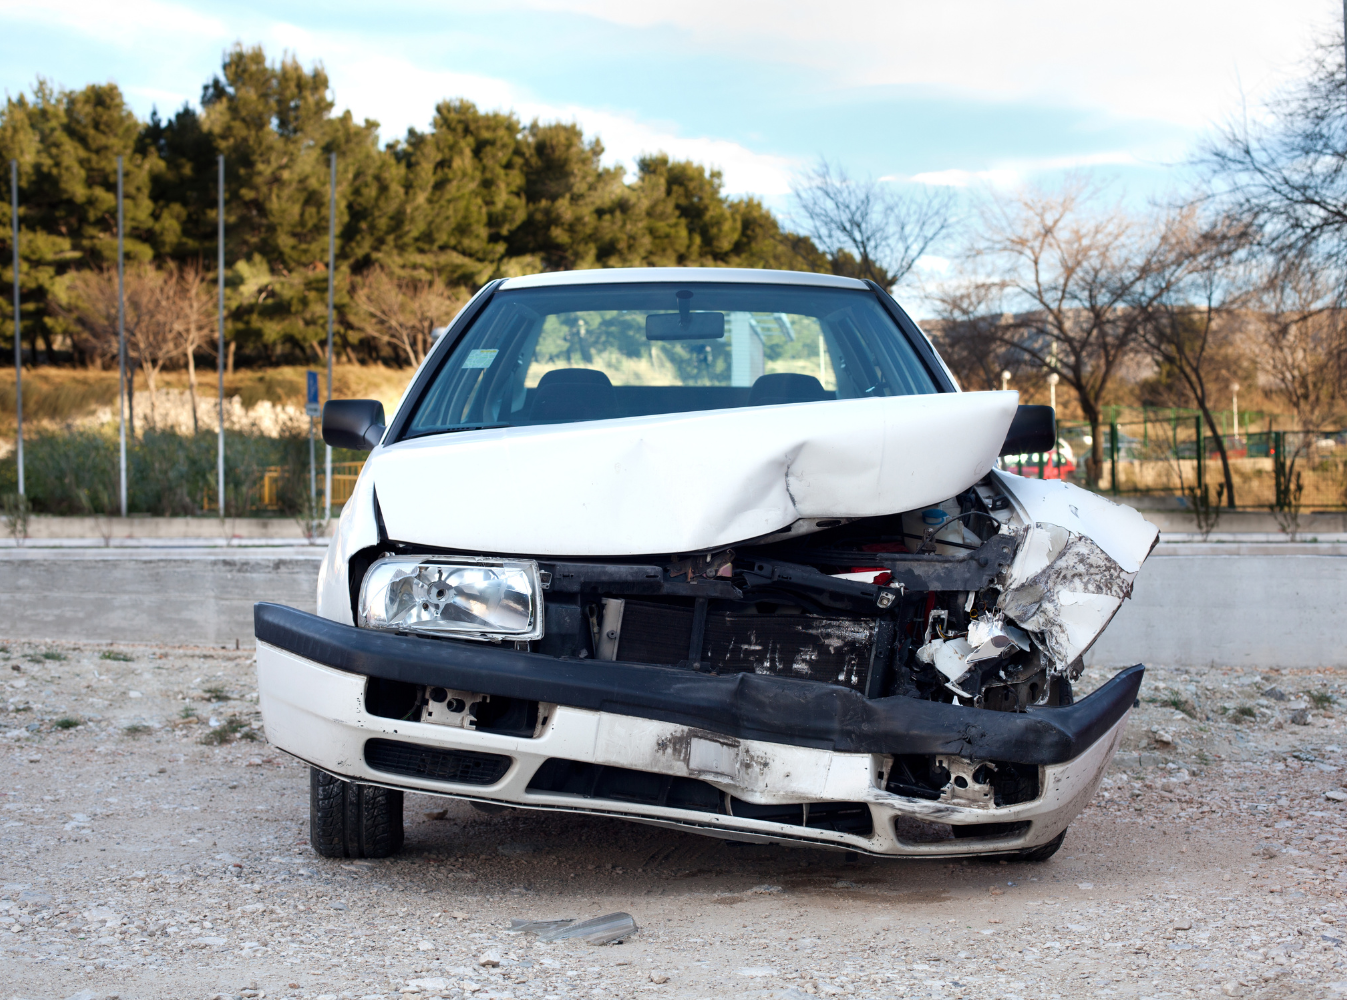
[364,738,511,785]
[614,600,877,689]
[526,758,872,834]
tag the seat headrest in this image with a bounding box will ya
[535,368,615,389]
[748,372,831,406]
[529,368,618,423]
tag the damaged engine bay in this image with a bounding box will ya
[350,470,1147,817]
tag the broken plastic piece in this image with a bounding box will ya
[916,636,973,683]
[507,912,638,945]
[965,617,1030,665]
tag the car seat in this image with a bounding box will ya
[528,368,619,423]
[747,372,832,406]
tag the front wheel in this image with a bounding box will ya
[309,768,405,858]
[1016,828,1066,863]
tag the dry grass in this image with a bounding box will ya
[0,364,416,434]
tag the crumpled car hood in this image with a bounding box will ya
[371,391,1019,557]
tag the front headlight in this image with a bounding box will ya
[358,556,544,641]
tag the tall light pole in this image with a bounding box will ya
[116,156,127,518]
[1000,369,1011,392]
[216,155,225,518]
[324,152,336,521]
[10,159,22,498]
[1231,381,1240,447]
[1047,371,1059,412]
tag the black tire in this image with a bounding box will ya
[1016,828,1067,863]
[309,768,404,859]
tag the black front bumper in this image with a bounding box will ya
[255,603,1143,766]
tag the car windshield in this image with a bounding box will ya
[404,281,939,436]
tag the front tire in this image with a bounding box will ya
[1016,828,1067,862]
[309,768,404,858]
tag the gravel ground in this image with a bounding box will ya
[4,639,1347,1000]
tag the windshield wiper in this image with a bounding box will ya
[445,422,513,433]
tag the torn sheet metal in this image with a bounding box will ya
[987,473,1159,676]
[369,391,1018,556]
[992,471,1159,573]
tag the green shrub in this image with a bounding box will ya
[0,428,361,517]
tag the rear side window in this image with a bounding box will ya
[405,281,939,437]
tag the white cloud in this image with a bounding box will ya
[504,0,1335,129]
[0,0,796,197]
[0,0,228,47]
[295,46,799,195]
[908,151,1142,189]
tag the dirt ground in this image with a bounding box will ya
[4,640,1347,1000]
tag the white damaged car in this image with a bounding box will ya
[254,267,1156,861]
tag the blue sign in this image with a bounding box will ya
[305,370,320,417]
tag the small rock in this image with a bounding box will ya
[649,972,669,984]
[1263,687,1288,701]
[1325,791,1347,802]
[1174,919,1193,930]
[1221,982,1243,997]
[424,809,449,821]
[417,939,434,951]
[407,978,450,993]
[478,951,501,967]
[329,901,347,910]
[735,967,777,977]
[750,884,783,894]
[1152,729,1175,746]
[1291,709,1311,725]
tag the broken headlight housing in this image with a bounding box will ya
[358,556,544,641]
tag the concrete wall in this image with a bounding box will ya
[1085,543,1347,670]
[20,515,334,541]
[1,543,1343,667]
[0,548,324,648]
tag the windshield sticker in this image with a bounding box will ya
[461,349,499,369]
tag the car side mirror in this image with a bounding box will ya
[323,399,386,452]
[1000,404,1056,456]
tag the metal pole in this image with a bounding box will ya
[1109,422,1119,496]
[1195,415,1204,499]
[117,156,127,517]
[309,415,317,515]
[10,160,22,497]
[217,154,225,518]
[324,152,335,520]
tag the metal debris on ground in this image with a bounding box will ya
[506,911,638,944]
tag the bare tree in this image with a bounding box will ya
[925,282,1045,394]
[350,266,466,367]
[63,264,193,431]
[1204,28,1347,270]
[169,262,214,435]
[791,159,953,291]
[1250,258,1347,431]
[946,181,1183,488]
[1133,211,1254,506]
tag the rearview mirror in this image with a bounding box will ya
[1000,404,1056,456]
[323,399,386,452]
[645,312,725,341]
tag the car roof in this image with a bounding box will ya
[498,266,870,291]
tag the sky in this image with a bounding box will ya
[0,0,1339,215]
